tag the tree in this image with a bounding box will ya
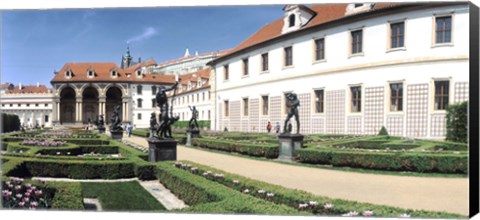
[446,101,468,143]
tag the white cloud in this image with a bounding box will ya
[126,27,158,44]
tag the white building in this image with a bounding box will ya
[208,3,469,139]
[153,49,229,76]
[1,83,55,128]
[170,68,212,122]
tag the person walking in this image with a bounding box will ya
[274,122,280,134]
[266,121,272,133]
[126,123,133,137]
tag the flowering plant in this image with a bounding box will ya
[21,139,66,147]
[2,178,50,209]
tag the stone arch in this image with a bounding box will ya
[82,87,99,124]
[105,86,123,124]
[59,86,76,124]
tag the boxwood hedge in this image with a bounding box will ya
[192,138,278,158]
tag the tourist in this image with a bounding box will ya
[126,123,133,137]
[266,121,272,133]
[274,122,280,134]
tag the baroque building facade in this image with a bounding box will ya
[208,3,469,139]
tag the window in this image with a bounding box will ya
[314,38,325,61]
[197,94,199,102]
[390,83,403,111]
[111,70,118,77]
[35,104,39,107]
[137,85,143,95]
[152,86,157,95]
[224,65,229,81]
[288,14,295,27]
[45,115,49,123]
[152,99,156,108]
[88,70,94,77]
[284,46,293,67]
[10,104,13,107]
[434,81,449,110]
[435,16,452,44]
[137,98,143,108]
[26,104,30,107]
[262,95,269,115]
[208,110,211,120]
[284,93,290,114]
[390,22,405,48]
[243,98,249,116]
[350,86,362,112]
[45,104,48,107]
[354,3,363,8]
[224,100,229,117]
[136,70,142,77]
[137,113,142,120]
[261,53,269,72]
[208,91,211,100]
[18,104,21,107]
[1,104,4,107]
[65,70,73,78]
[243,58,249,76]
[351,30,363,54]
[203,92,205,101]
[314,89,324,113]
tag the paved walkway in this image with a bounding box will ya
[124,135,469,215]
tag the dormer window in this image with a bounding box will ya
[288,14,295,27]
[354,3,363,8]
[65,70,73,78]
[136,69,142,77]
[111,70,118,78]
[87,70,95,78]
[345,3,374,15]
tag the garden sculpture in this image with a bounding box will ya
[97,114,105,129]
[154,80,180,139]
[188,105,199,130]
[110,105,123,131]
[283,92,300,134]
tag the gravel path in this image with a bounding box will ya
[124,135,469,215]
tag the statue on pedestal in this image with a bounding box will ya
[110,105,123,132]
[153,80,180,139]
[188,105,199,130]
[283,92,300,134]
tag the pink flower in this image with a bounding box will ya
[15,185,22,191]
[30,201,38,208]
[257,189,266,194]
[363,210,374,217]
[233,180,240,184]
[308,201,317,207]
[298,203,308,209]
[342,211,359,217]
[7,183,14,189]
[31,186,36,191]
[266,192,275,198]
[400,213,411,218]
[2,190,12,197]
[324,203,334,210]
[16,193,22,199]
[35,190,43,197]
[243,189,250,193]
[18,202,25,207]
[23,197,30,203]
[25,192,31,197]
[26,183,32,188]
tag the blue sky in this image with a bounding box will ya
[1,5,284,86]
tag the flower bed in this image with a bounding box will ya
[168,161,463,218]
[21,139,67,147]
[2,177,52,209]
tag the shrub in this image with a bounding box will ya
[192,138,278,158]
[295,148,467,173]
[378,126,389,136]
[446,102,468,143]
[1,113,21,133]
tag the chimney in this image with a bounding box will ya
[19,83,22,90]
[195,50,199,56]
[37,82,40,87]
[184,48,190,57]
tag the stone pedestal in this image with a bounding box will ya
[278,133,304,161]
[186,128,200,146]
[98,127,106,134]
[148,138,177,162]
[110,130,123,140]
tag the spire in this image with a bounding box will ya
[184,48,190,57]
[195,50,198,56]
[122,45,133,69]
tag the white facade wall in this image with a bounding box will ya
[131,83,161,128]
[172,88,211,122]
[212,5,469,138]
[1,94,54,128]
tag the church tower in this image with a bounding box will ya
[121,46,133,69]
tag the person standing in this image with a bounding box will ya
[266,121,272,133]
[274,122,280,134]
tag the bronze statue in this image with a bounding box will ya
[110,105,123,131]
[154,80,180,139]
[283,92,300,134]
[188,105,199,130]
[97,114,105,129]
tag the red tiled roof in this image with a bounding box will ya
[213,3,402,63]
[0,83,13,90]
[124,59,157,73]
[51,62,175,84]
[170,68,211,96]
[5,85,52,94]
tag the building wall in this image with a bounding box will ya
[1,94,54,128]
[212,4,469,138]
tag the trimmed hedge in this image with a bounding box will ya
[173,120,211,129]
[446,101,468,143]
[433,141,468,151]
[171,161,464,218]
[1,113,21,133]
[192,138,278,158]
[295,148,467,173]
[156,161,302,214]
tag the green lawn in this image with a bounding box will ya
[81,181,166,211]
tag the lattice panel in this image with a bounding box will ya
[326,90,345,134]
[311,117,325,134]
[218,102,223,130]
[386,116,404,136]
[241,119,249,131]
[364,87,384,135]
[230,101,240,132]
[431,114,447,137]
[347,116,362,134]
[295,93,311,134]
[454,82,469,103]
[269,96,282,131]
[249,98,260,132]
[406,84,429,137]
